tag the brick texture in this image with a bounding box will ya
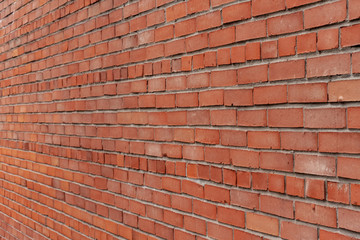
[0,0,359,240]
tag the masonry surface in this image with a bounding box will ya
[0,0,360,239]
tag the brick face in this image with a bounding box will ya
[0,0,359,240]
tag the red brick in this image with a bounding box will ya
[353,52,360,74]
[138,0,155,12]
[238,64,268,84]
[165,39,186,56]
[208,222,233,240]
[281,222,317,240]
[175,19,196,37]
[146,44,164,60]
[268,12,303,36]
[307,54,350,78]
[252,0,285,16]
[137,31,154,46]
[305,178,325,200]
[338,157,360,180]
[130,16,146,32]
[196,11,221,31]
[230,149,259,168]
[351,184,360,206]
[288,83,327,103]
[319,230,357,240]
[245,42,261,60]
[234,230,262,240]
[295,202,337,227]
[185,33,208,52]
[295,154,336,176]
[268,108,303,128]
[156,0,173,6]
[220,129,246,147]
[166,76,186,90]
[124,2,138,18]
[338,208,360,232]
[205,147,230,165]
[287,176,304,197]
[248,131,280,149]
[184,216,206,235]
[329,79,360,102]
[181,56,191,71]
[156,94,175,108]
[238,109,267,127]
[306,108,346,129]
[230,189,259,210]
[155,25,174,42]
[304,0,346,29]
[236,20,266,42]
[260,195,294,219]
[281,132,317,151]
[210,109,236,126]
[211,0,236,7]
[163,210,183,228]
[195,128,219,145]
[162,177,181,193]
[176,92,198,108]
[198,164,210,180]
[204,185,229,203]
[327,181,349,204]
[147,10,165,26]
[278,36,296,56]
[187,110,210,126]
[146,205,163,222]
[268,174,285,193]
[347,107,360,128]
[319,132,360,154]
[318,28,339,51]
[187,0,209,14]
[224,89,252,107]
[298,32,317,54]
[174,230,194,240]
[252,172,268,190]
[223,169,236,186]
[209,27,235,47]
[260,152,293,172]
[341,24,360,48]
[217,206,245,228]
[286,0,321,8]
[261,40,277,59]
[237,171,251,188]
[222,2,251,23]
[187,72,209,89]
[192,54,204,70]
[349,0,360,20]
[166,2,186,22]
[247,213,279,236]
[254,85,287,105]
[217,48,231,65]
[193,199,216,219]
[171,195,192,213]
[211,69,237,87]
[199,89,223,106]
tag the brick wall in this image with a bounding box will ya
[0,0,359,239]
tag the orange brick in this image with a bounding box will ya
[222,2,251,23]
[295,202,337,227]
[304,0,346,29]
[268,12,303,36]
[247,213,279,236]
